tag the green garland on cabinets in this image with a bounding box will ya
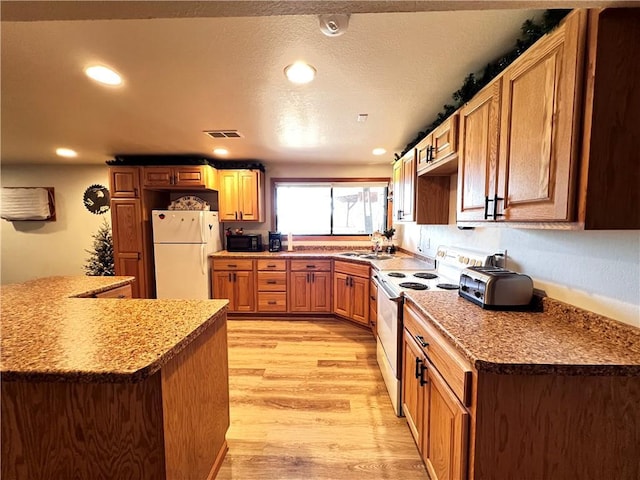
[394,9,571,161]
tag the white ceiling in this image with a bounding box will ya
[1,3,550,166]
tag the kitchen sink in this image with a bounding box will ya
[358,254,393,260]
[339,252,393,260]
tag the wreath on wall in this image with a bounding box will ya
[394,9,571,160]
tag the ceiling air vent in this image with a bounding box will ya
[203,130,243,139]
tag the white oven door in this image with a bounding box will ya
[374,275,403,416]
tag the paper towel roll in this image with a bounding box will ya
[287,232,293,251]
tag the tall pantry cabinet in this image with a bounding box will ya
[109,167,147,299]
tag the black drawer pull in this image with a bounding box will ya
[267,264,277,268]
[227,264,237,268]
[415,335,429,348]
[266,280,277,284]
[306,265,316,269]
[268,301,277,305]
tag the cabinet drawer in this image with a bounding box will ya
[94,284,132,299]
[258,292,287,312]
[334,260,369,278]
[212,259,254,270]
[290,260,331,272]
[404,303,473,407]
[257,272,287,291]
[257,259,287,271]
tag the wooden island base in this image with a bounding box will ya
[1,316,230,480]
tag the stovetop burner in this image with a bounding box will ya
[398,282,429,291]
[387,272,407,278]
[413,272,438,280]
[437,283,459,290]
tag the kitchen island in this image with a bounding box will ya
[1,276,230,480]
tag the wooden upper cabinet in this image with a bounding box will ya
[497,11,585,222]
[457,80,501,222]
[110,167,140,198]
[218,170,264,222]
[392,150,416,222]
[578,8,640,229]
[142,165,217,190]
[417,114,459,176]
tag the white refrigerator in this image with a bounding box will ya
[152,210,222,299]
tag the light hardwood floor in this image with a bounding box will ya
[217,319,428,480]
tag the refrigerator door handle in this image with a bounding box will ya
[200,243,206,275]
[199,213,206,244]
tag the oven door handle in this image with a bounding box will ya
[374,275,402,302]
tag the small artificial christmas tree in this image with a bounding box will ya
[84,218,115,276]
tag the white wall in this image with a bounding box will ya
[397,214,640,328]
[1,164,111,284]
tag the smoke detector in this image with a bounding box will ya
[319,14,350,37]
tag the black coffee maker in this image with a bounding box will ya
[268,232,282,252]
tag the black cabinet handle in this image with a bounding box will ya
[311,273,315,282]
[415,358,423,378]
[419,363,428,386]
[306,265,316,269]
[493,194,505,219]
[266,280,277,284]
[267,264,277,268]
[228,273,231,282]
[235,211,238,220]
[345,276,349,286]
[307,273,311,283]
[227,264,237,268]
[240,211,244,220]
[268,301,277,305]
[415,335,428,348]
[233,272,237,282]
[484,195,492,220]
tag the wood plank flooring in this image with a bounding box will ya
[217,319,428,480]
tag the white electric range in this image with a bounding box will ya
[374,246,501,416]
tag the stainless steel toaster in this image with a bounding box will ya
[459,266,533,310]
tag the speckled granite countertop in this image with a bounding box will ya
[210,249,435,271]
[404,291,640,376]
[1,276,228,383]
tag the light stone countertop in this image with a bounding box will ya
[404,291,640,376]
[1,276,228,383]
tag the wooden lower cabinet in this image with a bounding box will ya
[333,261,369,326]
[289,271,331,313]
[402,326,468,480]
[257,269,288,312]
[211,259,256,313]
[369,277,378,335]
[402,329,425,447]
[423,360,469,480]
[402,301,640,480]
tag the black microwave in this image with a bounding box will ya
[226,234,263,252]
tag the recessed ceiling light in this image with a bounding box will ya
[284,62,316,84]
[56,148,78,158]
[372,148,387,156]
[213,148,229,156]
[84,65,123,86]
